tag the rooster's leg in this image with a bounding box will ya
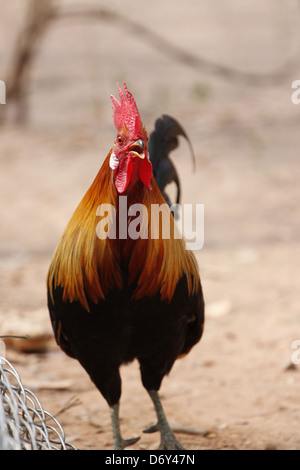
[145,390,185,450]
[110,403,140,450]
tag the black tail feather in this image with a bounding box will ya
[148,115,195,208]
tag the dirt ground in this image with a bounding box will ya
[0,0,300,450]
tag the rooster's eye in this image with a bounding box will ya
[117,135,124,146]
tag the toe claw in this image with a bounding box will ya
[143,423,160,434]
[123,436,140,448]
[114,435,140,450]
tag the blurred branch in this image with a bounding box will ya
[1,3,297,124]
[57,6,297,86]
[0,0,56,124]
[0,335,30,340]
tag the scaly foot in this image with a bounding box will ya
[110,403,140,450]
[146,391,186,450]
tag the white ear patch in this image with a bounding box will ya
[109,151,119,170]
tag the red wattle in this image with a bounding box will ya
[139,158,153,190]
[115,157,134,193]
[114,156,153,193]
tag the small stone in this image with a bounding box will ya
[265,442,278,450]
[217,423,227,430]
[206,300,232,318]
[282,360,297,371]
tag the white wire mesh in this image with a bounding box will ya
[0,356,77,450]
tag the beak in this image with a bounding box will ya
[129,139,145,159]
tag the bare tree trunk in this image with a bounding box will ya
[0,0,57,124]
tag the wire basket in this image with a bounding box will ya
[0,356,76,450]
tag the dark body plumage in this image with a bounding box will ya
[48,273,204,407]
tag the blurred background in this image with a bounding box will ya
[0,0,299,450]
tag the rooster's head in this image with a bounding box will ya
[110,83,152,194]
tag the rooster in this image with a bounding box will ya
[47,84,204,450]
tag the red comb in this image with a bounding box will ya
[110,83,142,137]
